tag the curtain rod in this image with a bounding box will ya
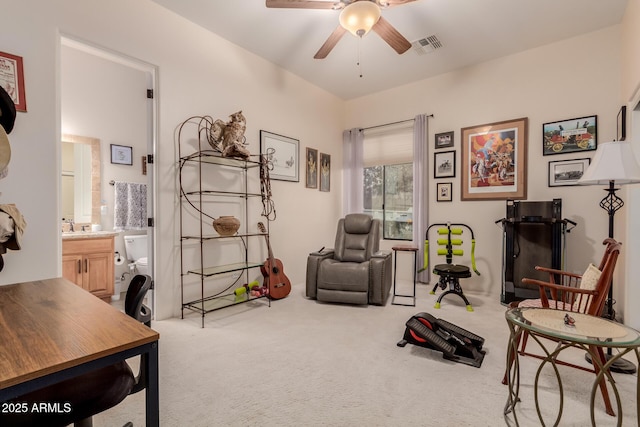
[359,114,434,132]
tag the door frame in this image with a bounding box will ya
[60,35,158,316]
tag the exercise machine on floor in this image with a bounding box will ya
[495,199,576,305]
[397,312,485,368]
[421,223,480,311]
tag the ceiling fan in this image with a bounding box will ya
[266,0,416,59]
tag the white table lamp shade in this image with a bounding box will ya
[578,141,640,185]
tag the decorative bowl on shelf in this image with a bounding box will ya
[212,216,240,236]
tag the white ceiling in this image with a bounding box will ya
[151,0,628,100]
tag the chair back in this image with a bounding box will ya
[524,239,621,315]
[125,274,152,326]
[123,274,153,395]
[425,223,480,275]
[435,225,465,264]
[333,214,380,263]
[586,241,620,316]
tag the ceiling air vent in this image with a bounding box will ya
[412,35,443,55]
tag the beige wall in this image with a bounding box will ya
[0,0,636,324]
[621,0,640,101]
[620,0,640,329]
[345,26,623,308]
[0,0,344,320]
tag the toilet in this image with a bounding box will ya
[124,234,148,276]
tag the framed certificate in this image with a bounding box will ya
[0,51,26,112]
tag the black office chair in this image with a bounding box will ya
[126,273,152,328]
[1,274,153,427]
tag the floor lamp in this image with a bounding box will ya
[578,140,640,374]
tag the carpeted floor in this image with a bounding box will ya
[97,284,638,426]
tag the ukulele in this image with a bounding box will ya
[257,222,291,299]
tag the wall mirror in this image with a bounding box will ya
[61,134,101,225]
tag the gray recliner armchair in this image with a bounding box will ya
[306,213,392,305]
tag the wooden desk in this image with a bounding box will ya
[0,277,159,426]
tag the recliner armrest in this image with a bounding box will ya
[306,249,335,299]
[372,250,391,259]
[369,251,392,305]
[310,248,335,257]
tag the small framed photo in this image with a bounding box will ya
[437,182,453,202]
[319,152,330,192]
[548,158,590,187]
[306,147,318,189]
[435,131,454,149]
[0,51,27,112]
[542,115,597,155]
[617,106,626,141]
[110,144,133,165]
[434,150,455,178]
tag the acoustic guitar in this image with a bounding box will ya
[257,222,291,299]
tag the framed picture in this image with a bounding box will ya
[0,51,27,112]
[437,182,453,202]
[260,130,299,182]
[110,144,133,165]
[548,158,590,187]
[617,106,626,141]
[306,147,318,189]
[434,150,455,178]
[461,117,528,201]
[542,115,597,155]
[435,131,454,149]
[319,152,330,192]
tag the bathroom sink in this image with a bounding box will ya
[62,230,119,239]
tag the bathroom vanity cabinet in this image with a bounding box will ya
[62,234,115,302]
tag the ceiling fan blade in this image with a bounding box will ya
[266,0,342,9]
[379,0,417,7]
[314,26,347,59]
[372,16,411,54]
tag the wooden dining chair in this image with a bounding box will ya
[502,238,621,416]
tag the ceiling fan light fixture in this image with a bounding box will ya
[339,1,381,37]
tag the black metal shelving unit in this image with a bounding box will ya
[179,140,269,328]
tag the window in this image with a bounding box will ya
[364,164,413,240]
[362,125,413,240]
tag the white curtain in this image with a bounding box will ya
[412,114,429,283]
[343,119,429,284]
[342,128,364,215]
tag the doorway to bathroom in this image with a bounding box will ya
[60,36,157,314]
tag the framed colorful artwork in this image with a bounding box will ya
[461,117,528,201]
[542,115,597,155]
